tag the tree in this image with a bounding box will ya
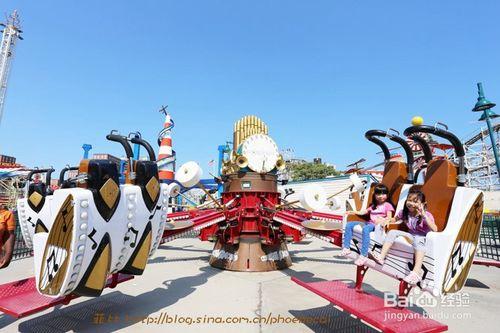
[288,162,340,181]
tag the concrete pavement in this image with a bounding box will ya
[1,236,499,332]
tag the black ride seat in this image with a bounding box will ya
[27,182,48,213]
[133,160,160,212]
[79,159,121,222]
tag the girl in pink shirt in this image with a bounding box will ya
[341,184,394,266]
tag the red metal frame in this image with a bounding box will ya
[473,259,500,268]
[398,280,413,308]
[218,191,282,245]
[354,264,413,307]
[164,192,345,249]
[355,265,369,292]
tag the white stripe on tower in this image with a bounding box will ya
[158,113,174,181]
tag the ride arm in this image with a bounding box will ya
[365,130,391,161]
[365,129,415,184]
[130,136,156,161]
[107,131,135,180]
[27,168,55,182]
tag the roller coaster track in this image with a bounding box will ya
[464,123,500,146]
[461,123,499,191]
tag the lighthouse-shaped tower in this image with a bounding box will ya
[157,106,176,182]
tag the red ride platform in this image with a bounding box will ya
[291,278,448,333]
[0,273,133,318]
[473,259,500,268]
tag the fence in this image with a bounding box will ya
[477,213,500,261]
[11,211,32,261]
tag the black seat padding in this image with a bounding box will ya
[134,160,160,212]
[27,183,48,213]
[85,160,121,222]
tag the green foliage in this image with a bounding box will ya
[288,162,340,181]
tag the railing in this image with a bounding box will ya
[477,213,500,261]
[11,211,32,261]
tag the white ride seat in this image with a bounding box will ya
[346,159,483,296]
[22,157,168,298]
[17,169,55,249]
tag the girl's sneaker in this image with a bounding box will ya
[339,248,351,257]
[354,255,368,266]
[403,271,422,285]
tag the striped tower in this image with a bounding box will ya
[157,111,175,182]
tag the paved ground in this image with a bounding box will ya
[1,236,499,333]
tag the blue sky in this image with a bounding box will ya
[0,1,499,175]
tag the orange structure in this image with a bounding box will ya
[157,109,175,182]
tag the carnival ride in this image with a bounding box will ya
[162,115,348,272]
[0,8,490,331]
[0,132,169,317]
[339,126,483,296]
[291,124,482,333]
[0,115,484,333]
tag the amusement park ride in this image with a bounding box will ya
[0,115,484,333]
[164,115,348,272]
[0,9,492,332]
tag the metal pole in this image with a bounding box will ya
[133,143,141,160]
[484,110,500,177]
[82,144,92,159]
[217,144,229,196]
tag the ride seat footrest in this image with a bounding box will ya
[0,273,133,318]
[291,278,448,333]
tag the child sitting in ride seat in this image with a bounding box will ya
[373,189,438,285]
[341,184,394,266]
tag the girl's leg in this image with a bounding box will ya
[378,242,392,260]
[360,223,375,257]
[342,222,359,249]
[380,230,413,259]
[403,235,426,284]
[410,235,427,275]
[379,230,400,259]
[354,224,375,265]
[372,240,392,264]
[412,250,425,275]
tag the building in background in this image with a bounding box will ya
[92,153,121,165]
[0,155,16,165]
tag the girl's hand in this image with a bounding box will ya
[416,203,425,216]
[387,218,403,225]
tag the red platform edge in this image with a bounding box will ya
[473,259,500,268]
[0,273,134,319]
[291,278,448,333]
